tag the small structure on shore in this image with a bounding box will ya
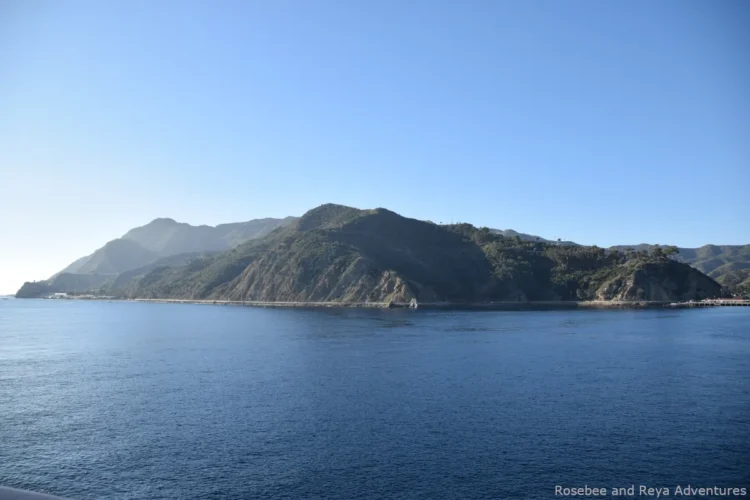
[409,298,419,309]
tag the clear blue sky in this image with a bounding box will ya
[1,0,749,294]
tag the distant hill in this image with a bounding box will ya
[121,216,299,256]
[55,216,296,278]
[715,269,750,297]
[215,217,299,248]
[75,239,159,275]
[18,216,296,298]
[123,204,722,303]
[121,218,226,256]
[56,254,94,275]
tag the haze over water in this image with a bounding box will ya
[1,300,748,499]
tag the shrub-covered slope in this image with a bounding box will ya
[127,204,722,303]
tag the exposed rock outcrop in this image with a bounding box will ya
[596,261,722,301]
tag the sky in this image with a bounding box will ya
[1,0,749,294]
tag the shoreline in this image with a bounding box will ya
[129,298,675,310]
[19,297,749,309]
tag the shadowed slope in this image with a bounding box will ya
[128,204,722,303]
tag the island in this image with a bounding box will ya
[16,203,735,308]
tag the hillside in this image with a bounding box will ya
[715,268,750,297]
[677,244,750,270]
[122,218,226,256]
[125,204,722,303]
[54,216,295,278]
[491,229,577,246]
[56,254,95,276]
[215,217,299,248]
[122,216,297,256]
[17,216,296,298]
[107,252,219,296]
[15,273,112,298]
[611,244,750,295]
[17,206,733,302]
[75,239,159,275]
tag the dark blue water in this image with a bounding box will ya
[1,300,748,499]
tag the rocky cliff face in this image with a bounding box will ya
[595,261,722,301]
[222,255,418,303]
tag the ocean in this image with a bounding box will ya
[1,300,748,499]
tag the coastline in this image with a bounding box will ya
[128,298,675,310]
[21,297,749,309]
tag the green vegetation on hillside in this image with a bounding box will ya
[17,205,732,302]
[15,281,57,298]
[105,252,220,296]
[715,269,750,298]
[15,273,113,298]
[122,205,723,303]
[612,244,750,296]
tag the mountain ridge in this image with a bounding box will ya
[16,204,742,300]
[55,216,297,278]
[109,204,724,303]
